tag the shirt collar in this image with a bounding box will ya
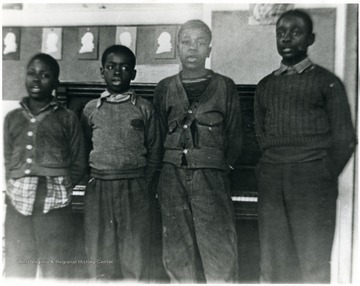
[20,96,60,114]
[96,89,137,108]
[274,57,313,76]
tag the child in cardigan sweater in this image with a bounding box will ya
[254,9,356,283]
[153,20,241,283]
[4,53,86,278]
[81,45,161,280]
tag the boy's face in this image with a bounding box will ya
[101,52,136,94]
[276,15,315,65]
[25,59,58,101]
[177,27,211,74]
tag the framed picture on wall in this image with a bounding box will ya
[154,26,177,59]
[78,27,99,60]
[116,26,137,55]
[41,28,62,60]
[3,27,20,60]
[248,3,294,25]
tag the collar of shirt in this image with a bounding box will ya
[274,57,313,76]
[20,96,59,114]
[96,89,137,108]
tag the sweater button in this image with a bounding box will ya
[187,110,193,114]
[26,145,33,150]
[27,131,34,137]
[24,169,31,174]
[183,124,188,129]
[30,118,36,123]
[26,158,33,164]
[183,149,188,154]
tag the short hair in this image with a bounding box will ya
[277,9,313,34]
[101,45,136,68]
[178,19,212,43]
[27,53,60,79]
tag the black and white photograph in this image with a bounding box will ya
[1,1,358,284]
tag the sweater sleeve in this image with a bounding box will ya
[324,77,356,175]
[3,112,13,182]
[254,80,266,151]
[143,103,162,185]
[224,78,242,168]
[67,111,87,186]
[80,103,94,172]
[153,80,168,160]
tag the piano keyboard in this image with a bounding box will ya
[232,196,258,202]
[72,188,258,203]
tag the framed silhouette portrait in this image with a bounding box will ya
[154,26,176,59]
[3,27,20,60]
[248,3,293,25]
[41,28,62,60]
[78,27,99,60]
[116,26,137,55]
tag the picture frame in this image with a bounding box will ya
[154,26,176,59]
[41,27,63,60]
[78,27,99,60]
[116,26,137,55]
[3,27,21,60]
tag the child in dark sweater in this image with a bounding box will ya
[81,45,160,280]
[153,20,241,283]
[254,9,356,283]
[4,53,86,278]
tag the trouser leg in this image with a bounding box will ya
[32,176,74,278]
[84,178,151,280]
[84,179,119,279]
[115,178,151,280]
[33,205,74,278]
[257,163,302,283]
[257,160,338,283]
[191,169,239,282]
[4,202,38,278]
[158,164,205,283]
[5,176,74,279]
[286,159,337,283]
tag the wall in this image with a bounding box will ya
[211,8,335,84]
[2,25,181,101]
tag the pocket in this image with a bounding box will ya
[196,112,224,147]
[131,118,145,131]
[40,148,66,167]
[9,152,21,169]
[167,120,178,134]
[196,112,223,127]
[164,120,181,148]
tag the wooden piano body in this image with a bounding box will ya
[56,82,261,282]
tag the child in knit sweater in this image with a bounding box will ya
[81,45,161,280]
[254,9,356,283]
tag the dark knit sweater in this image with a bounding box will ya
[254,64,356,175]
